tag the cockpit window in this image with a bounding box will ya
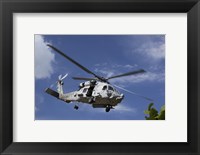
[102,85,107,90]
[83,88,88,93]
[108,86,114,91]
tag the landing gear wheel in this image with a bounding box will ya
[74,105,79,110]
[105,105,111,112]
[105,108,110,112]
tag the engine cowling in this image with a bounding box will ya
[79,80,96,88]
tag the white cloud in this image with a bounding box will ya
[94,68,115,78]
[94,63,164,85]
[35,94,45,112]
[94,63,139,79]
[124,64,138,69]
[120,36,165,62]
[115,104,136,113]
[136,41,165,60]
[35,35,55,79]
[110,71,165,84]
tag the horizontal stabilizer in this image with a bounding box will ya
[45,88,59,98]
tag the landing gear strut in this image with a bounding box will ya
[74,105,79,110]
[105,105,112,112]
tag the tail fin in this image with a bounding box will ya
[46,73,68,97]
[57,81,64,94]
[57,73,68,94]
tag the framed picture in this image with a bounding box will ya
[0,0,200,154]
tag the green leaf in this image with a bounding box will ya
[148,103,154,111]
[144,110,150,115]
[144,103,165,120]
[157,105,165,120]
[158,110,165,120]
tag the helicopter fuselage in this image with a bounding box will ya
[58,81,124,108]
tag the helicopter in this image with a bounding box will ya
[45,44,152,112]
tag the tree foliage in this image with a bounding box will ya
[144,103,165,120]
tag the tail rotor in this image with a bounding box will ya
[50,73,68,89]
[58,73,68,81]
[57,73,68,94]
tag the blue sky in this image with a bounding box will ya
[35,35,165,120]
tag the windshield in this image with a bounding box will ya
[108,86,114,91]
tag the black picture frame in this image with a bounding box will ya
[0,0,200,154]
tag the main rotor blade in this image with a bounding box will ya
[107,69,146,80]
[72,77,97,81]
[113,84,153,101]
[47,44,101,79]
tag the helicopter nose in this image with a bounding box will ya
[116,94,124,101]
